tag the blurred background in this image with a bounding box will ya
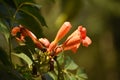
[35,0,120,80]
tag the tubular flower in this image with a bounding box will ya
[11,26,20,36]
[54,26,92,56]
[78,26,92,47]
[11,26,25,41]
[47,22,72,52]
[11,25,37,42]
[39,38,50,48]
[82,36,92,47]
[54,22,72,43]
[11,25,44,49]
[11,22,92,56]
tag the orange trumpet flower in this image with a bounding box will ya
[11,25,44,50]
[11,22,92,56]
[47,22,72,52]
[54,26,92,56]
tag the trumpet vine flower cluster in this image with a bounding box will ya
[11,22,92,56]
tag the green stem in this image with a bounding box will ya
[55,59,63,80]
[8,36,13,66]
[13,2,34,19]
[13,2,25,19]
[8,0,26,66]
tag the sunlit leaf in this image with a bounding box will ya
[48,72,57,80]
[68,74,76,80]
[64,72,76,80]
[12,52,33,67]
[0,20,9,42]
[65,56,78,70]
[14,45,34,62]
[63,74,68,80]
[76,68,88,80]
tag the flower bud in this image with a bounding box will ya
[54,22,72,43]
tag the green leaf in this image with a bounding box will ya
[57,52,64,65]
[20,2,42,9]
[24,37,36,53]
[0,20,9,43]
[16,7,46,37]
[18,14,43,37]
[1,0,47,38]
[12,1,47,38]
[20,8,43,27]
[12,52,33,67]
[20,5,47,27]
[64,74,68,80]
[65,57,78,70]
[64,72,76,80]
[14,45,34,61]
[68,74,76,80]
[12,0,34,7]
[76,68,88,80]
[0,47,11,66]
[48,72,57,80]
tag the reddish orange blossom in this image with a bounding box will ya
[11,26,20,36]
[53,26,92,56]
[47,22,72,52]
[11,22,92,56]
[11,25,44,50]
[39,38,50,48]
[54,22,72,43]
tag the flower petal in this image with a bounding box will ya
[54,46,63,56]
[82,36,92,47]
[79,26,86,39]
[63,36,81,48]
[62,35,81,53]
[47,41,57,52]
[54,22,72,43]
[39,38,50,48]
[11,27,20,36]
[11,25,44,49]
[71,43,81,53]
[67,26,80,40]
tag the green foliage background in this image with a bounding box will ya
[0,0,120,80]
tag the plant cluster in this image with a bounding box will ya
[0,0,92,80]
